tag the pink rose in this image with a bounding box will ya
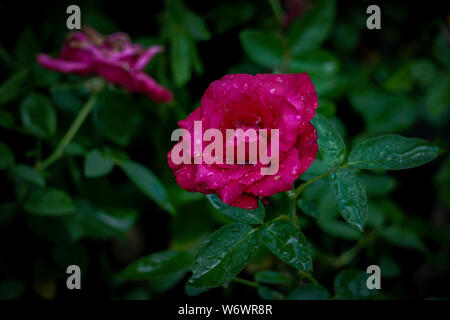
[37,27,172,103]
[168,73,318,209]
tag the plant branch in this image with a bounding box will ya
[37,94,97,171]
[233,277,260,288]
[291,163,350,199]
[333,231,377,268]
[298,271,319,286]
[268,0,284,24]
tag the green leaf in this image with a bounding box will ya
[329,168,368,232]
[359,173,396,197]
[290,50,339,77]
[84,150,114,178]
[118,160,175,215]
[349,90,416,134]
[0,280,25,300]
[15,29,38,66]
[424,75,450,127]
[93,91,142,146]
[383,66,414,92]
[349,134,440,170]
[433,31,450,68]
[240,30,284,68]
[318,219,363,241]
[312,113,345,167]
[0,69,29,106]
[0,110,14,128]
[20,93,57,138]
[71,200,138,239]
[0,142,14,170]
[0,44,13,67]
[33,64,59,88]
[257,286,284,300]
[170,33,192,86]
[380,225,425,251]
[408,59,437,87]
[188,222,261,288]
[52,243,88,270]
[286,284,330,300]
[288,0,336,54]
[207,194,265,225]
[12,164,46,186]
[183,10,210,41]
[300,159,328,181]
[51,86,84,114]
[316,98,336,117]
[261,219,313,271]
[334,269,376,300]
[24,188,75,216]
[297,198,319,218]
[147,270,187,295]
[255,270,290,285]
[185,285,209,297]
[379,255,400,278]
[119,251,193,279]
[0,202,17,228]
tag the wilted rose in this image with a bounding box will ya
[37,26,172,103]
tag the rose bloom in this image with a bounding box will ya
[168,74,318,209]
[37,26,172,103]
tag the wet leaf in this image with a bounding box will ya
[297,198,319,219]
[207,194,265,225]
[119,251,193,279]
[334,269,376,300]
[312,113,345,167]
[349,135,440,170]
[261,219,313,271]
[189,222,261,288]
[329,168,368,231]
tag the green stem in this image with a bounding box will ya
[291,163,350,199]
[333,231,377,268]
[37,94,97,171]
[289,198,299,228]
[264,214,289,227]
[298,271,319,286]
[233,277,260,288]
[292,170,332,199]
[268,0,284,23]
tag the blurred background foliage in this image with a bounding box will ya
[0,0,449,299]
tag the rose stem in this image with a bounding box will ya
[232,277,260,288]
[37,94,97,171]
